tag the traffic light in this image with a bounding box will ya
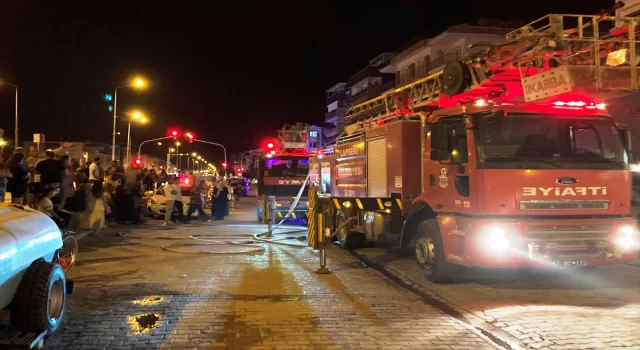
[186,132,194,143]
[222,162,228,168]
[168,128,179,140]
[133,158,142,167]
[103,94,113,112]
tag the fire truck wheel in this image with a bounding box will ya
[336,210,365,250]
[415,219,460,283]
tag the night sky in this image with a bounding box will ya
[0,0,607,164]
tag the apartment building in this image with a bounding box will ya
[382,24,512,87]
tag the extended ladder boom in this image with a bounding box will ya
[344,11,640,132]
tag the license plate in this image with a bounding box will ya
[551,260,588,267]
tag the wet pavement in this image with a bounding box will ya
[354,248,640,350]
[43,203,500,350]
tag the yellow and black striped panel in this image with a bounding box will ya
[331,197,403,211]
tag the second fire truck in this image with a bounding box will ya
[311,9,640,282]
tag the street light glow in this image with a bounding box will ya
[0,139,6,147]
[176,141,181,146]
[169,148,176,152]
[191,152,197,157]
[131,77,147,89]
[197,156,202,160]
[157,142,162,146]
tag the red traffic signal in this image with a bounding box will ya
[133,158,142,166]
[222,162,228,168]
[168,128,180,140]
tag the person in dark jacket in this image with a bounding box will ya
[6,153,29,205]
[212,182,229,220]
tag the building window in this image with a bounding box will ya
[409,63,416,80]
[310,131,318,138]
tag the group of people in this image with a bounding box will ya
[0,144,108,234]
[163,177,243,225]
[0,144,247,233]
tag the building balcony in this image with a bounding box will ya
[325,107,347,124]
[349,81,395,106]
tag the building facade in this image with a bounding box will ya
[347,53,396,106]
[382,24,512,87]
[324,83,350,140]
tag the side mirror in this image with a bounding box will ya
[617,124,633,159]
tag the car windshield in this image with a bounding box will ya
[476,113,627,169]
[263,157,310,177]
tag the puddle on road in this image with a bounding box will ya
[132,296,164,306]
[127,313,161,334]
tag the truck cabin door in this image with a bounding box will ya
[429,116,473,212]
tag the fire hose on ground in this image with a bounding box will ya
[125,169,319,254]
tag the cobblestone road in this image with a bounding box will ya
[42,209,500,350]
[354,248,640,350]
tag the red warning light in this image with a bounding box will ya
[168,128,180,140]
[133,158,142,166]
[267,142,274,149]
[222,162,228,168]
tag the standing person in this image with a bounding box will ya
[0,156,12,203]
[35,150,64,187]
[6,153,29,205]
[89,157,103,182]
[58,155,75,210]
[143,169,157,191]
[186,180,210,220]
[213,182,229,220]
[158,169,168,186]
[108,160,125,186]
[163,176,184,225]
[79,180,106,235]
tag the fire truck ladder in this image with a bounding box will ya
[344,12,640,132]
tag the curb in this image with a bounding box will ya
[350,250,522,350]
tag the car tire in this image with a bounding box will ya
[415,219,460,283]
[11,260,66,333]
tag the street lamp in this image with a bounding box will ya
[124,110,149,164]
[111,76,148,160]
[0,82,18,148]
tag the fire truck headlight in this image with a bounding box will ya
[630,164,640,172]
[615,226,636,249]
[487,226,509,251]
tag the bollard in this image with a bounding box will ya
[315,211,331,274]
[266,195,276,237]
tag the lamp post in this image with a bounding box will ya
[191,139,227,175]
[137,136,174,167]
[111,77,147,160]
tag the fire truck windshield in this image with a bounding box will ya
[477,113,628,169]
[263,157,310,177]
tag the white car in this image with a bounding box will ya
[0,203,71,337]
[146,185,196,218]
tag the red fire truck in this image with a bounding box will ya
[311,10,640,282]
[257,123,311,223]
